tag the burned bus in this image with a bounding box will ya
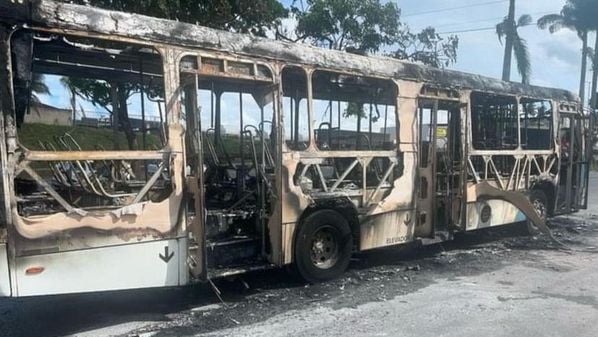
[0,0,592,296]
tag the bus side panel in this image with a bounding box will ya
[13,238,187,297]
[465,200,526,231]
[359,210,416,251]
[0,243,10,297]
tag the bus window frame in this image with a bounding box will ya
[10,28,171,155]
[308,68,399,154]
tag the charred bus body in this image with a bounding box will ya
[0,0,592,296]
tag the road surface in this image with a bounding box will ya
[1,175,598,337]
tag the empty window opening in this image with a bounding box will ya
[311,70,397,151]
[10,30,171,217]
[282,67,309,151]
[471,92,518,150]
[519,98,553,150]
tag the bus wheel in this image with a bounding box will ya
[527,189,548,235]
[294,209,353,283]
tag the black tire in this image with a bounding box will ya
[294,209,353,283]
[527,189,548,235]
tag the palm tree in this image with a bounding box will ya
[538,3,590,106]
[573,0,598,109]
[496,11,532,84]
[30,73,50,103]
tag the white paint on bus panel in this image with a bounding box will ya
[14,238,187,296]
[466,200,526,231]
[0,244,10,297]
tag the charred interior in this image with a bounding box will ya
[180,55,276,268]
[468,92,557,184]
[289,69,401,208]
[418,98,462,230]
[9,30,175,250]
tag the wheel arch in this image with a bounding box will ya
[295,197,360,252]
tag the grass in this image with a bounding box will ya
[19,123,163,150]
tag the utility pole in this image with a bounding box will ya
[579,31,588,107]
[501,0,516,82]
[70,87,76,126]
[591,32,598,110]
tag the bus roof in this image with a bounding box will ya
[0,0,578,102]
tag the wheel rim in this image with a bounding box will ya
[532,198,546,220]
[310,226,340,269]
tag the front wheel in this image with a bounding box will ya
[294,209,353,283]
[527,189,548,235]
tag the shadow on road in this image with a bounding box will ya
[0,218,590,337]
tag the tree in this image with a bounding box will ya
[58,0,287,150]
[60,78,141,150]
[289,0,458,67]
[496,0,532,84]
[394,27,459,68]
[568,0,598,109]
[30,74,50,103]
[538,1,592,106]
[66,0,287,37]
[291,0,401,52]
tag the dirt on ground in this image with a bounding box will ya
[1,178,598,337]
[124,214,597,337]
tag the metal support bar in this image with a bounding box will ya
[330,159,359,191]
[21,164,87,216]
[132,162,165,203]
[366,162,396,205]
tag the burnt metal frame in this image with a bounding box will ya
[0,1,588,286]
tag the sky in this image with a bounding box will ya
[398,0,587,96]
[280,0,589,96]
[35,0,591,135]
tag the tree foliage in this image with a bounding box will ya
[58,0,286,149]
[60,77,164,150]
[496,14,532,84]
[538,1,594,104]
[57,0,460,131]
[288,0,458,68]
[291,0,401,52]
[394,27,459,68]
[66,0,287,36]
[30,74,50,103]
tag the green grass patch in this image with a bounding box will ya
[19,123,163,150]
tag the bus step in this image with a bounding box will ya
[419,230,453,245]
[208,262,275,279]
[206,236,261,269]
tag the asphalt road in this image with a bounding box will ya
[1,175,598,337]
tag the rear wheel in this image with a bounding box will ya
[294,209,353,283]
[527,189,548,235]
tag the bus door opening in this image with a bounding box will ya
[418,99,462,234]
[179,56,277,276]
[557,113,591,212]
